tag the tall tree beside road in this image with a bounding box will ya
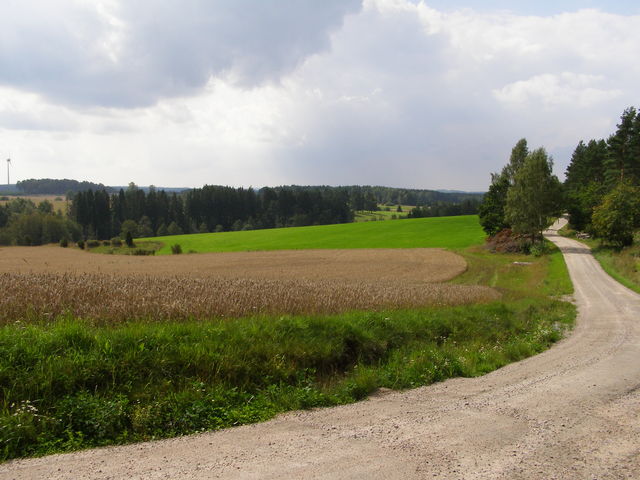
[505,148,563,243]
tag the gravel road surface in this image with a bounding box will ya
[2,218,639,479]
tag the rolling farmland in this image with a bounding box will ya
[0,215,575,462]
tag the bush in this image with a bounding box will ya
[77,240,85,250]
[110,237,122,247]
[529,242,550,257]
[86,239,100,248]
[59,238,68,248]
[131,249,155,256]
[125,231,134,248]
[171,244,182,255]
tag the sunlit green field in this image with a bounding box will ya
[143,215,484,254]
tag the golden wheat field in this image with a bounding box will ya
[0,246,499,323]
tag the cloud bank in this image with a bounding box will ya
[0,1,638,190]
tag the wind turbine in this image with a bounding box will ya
[6,158,11,186]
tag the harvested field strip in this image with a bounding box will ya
[0,273,499,324]
[0,247,466,284]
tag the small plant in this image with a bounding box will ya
[131,249,155,256]
[171,244,183,255]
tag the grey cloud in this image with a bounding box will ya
[0,0,361,108]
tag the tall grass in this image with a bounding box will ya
[0,300,573,460]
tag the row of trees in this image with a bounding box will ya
[480,107,640,248]
[70,185,355,240]
[478,139,563,244]
[358,185,482,206]
[70,183,482,240]
[565,107,640,245]
[407,199,480,218]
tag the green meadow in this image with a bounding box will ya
[143,215,484,254]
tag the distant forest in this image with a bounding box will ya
[67,184,482,240]
[16,178,111,195]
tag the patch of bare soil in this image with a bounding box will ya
[3,219,639,479]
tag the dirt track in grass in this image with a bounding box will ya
[3,218,639,479]
[0,247,498,322]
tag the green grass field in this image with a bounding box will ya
[142,215,484,254]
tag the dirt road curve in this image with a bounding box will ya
[2,218,639,479]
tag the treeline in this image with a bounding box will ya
[564,107,640,245]
[71,185,354,239]
[17,178,111,195]
[0,198,81,246]
[349,185,482,208]
[407,200,480,219]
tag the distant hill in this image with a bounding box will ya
[12,179,484,203]
[0,184,19,194]
[16,179,113,195]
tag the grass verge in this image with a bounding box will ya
[0,302,573,461]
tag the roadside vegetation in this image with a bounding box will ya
[559,223,640,294]
[558,106,640,292]
[0,214,574,461]
[478,107,639,294]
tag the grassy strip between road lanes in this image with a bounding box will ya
[0,243,575,461]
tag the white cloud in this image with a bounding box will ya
[493,73,622,109]
[1,0,639,189]
[0,0,361,107]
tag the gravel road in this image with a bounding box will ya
[2,218,639,479]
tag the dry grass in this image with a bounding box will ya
[0,195,68,213]
[0,246,499,323]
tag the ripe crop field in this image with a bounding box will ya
[143,215,484,254]
[0,247,498,324]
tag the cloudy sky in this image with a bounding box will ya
[1,0,639,191]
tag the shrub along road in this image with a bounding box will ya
[2,219,639,479]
